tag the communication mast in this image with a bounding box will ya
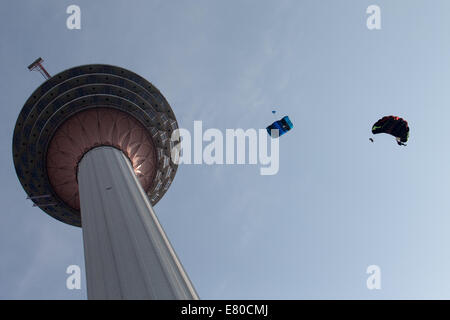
[27,57,51,79]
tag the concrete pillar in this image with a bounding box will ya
[78,146,198,300]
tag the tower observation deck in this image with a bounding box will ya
[13,63,198,299]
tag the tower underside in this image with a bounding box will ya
[13,64,179,226]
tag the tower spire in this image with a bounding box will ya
[28,57,51,79]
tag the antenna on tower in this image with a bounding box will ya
[28,57,51,79]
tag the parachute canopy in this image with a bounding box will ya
[267,116,293,138]
[372,116,409,144]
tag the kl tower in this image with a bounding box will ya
[13,59,198,300]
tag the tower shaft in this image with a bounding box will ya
[78,146,198,300]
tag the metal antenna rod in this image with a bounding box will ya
[28,57,51,79]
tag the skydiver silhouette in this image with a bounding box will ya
[396,137,407,146]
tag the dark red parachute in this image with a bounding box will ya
[371,116,409,145]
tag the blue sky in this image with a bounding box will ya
[1,0,450,299]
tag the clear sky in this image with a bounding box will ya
[1,0,450,299]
